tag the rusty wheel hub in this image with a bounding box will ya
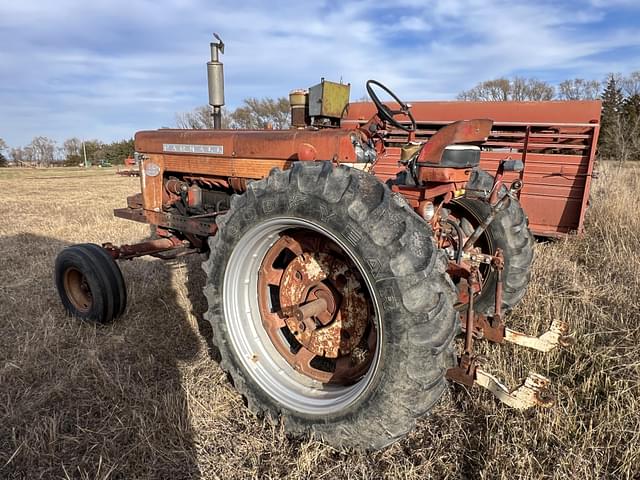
[63,267,93,313]
[258,231,376,384]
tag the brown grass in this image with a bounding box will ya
[0,164,638,479]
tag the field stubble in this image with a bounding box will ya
[0,164,638,479]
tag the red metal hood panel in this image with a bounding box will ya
[135,128,358,162]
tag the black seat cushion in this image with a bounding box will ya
[419,145,481,168]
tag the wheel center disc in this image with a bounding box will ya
[257,230,376,384]
[279,252,368,358]
[63,268,93,313]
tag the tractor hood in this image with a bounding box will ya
[134,128,362,163]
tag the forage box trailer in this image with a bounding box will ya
[343,99,601,237]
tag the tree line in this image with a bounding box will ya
[1,72,638,167]
[457,73,640,163]
[175,97,291,130]
[456,76,601,101]
[0,137,134,167]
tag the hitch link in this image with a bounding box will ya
[475,370,554,409]
[447,251,559,409]
[504,319,574,352]
[462,193,510,252]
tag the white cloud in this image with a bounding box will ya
[0,0,638,147]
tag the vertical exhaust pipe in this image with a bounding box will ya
[208,33,225,129]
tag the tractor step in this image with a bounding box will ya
[504,319,574,352]
[475,369,555,409]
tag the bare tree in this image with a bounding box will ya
[176,106,230,129]
[621,71,640,98]
[458,77,554,101]
[230,98,290,129]
[557,79,601,100]
[63,137,82,158]
[10,147,26,166]
[26,136,56,167]
[0,138,7,153]
[457,78,511,101]
[602,111,640,165]
[61,137,83,165]
[512,78,555,101]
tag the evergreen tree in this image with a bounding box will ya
[622,93,640,122]
[622,93,640,160]
[599,75,624,159]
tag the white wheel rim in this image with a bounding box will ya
[222,217,382,415]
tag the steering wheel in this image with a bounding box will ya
[366,79,416,132]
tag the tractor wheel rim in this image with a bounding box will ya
[223,217,382,415]
[63,267,93,313]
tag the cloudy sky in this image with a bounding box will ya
[1,0,639,148]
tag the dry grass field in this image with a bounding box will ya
[0,164,638,479]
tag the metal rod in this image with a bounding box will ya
[493,253,504,326]
[102,237,184,260]
[293,298,328,322]
[463,194,511,252]
[213,106,221,129]
[464,272,476,355]
[519,126,530,200]
[444,218,464,264]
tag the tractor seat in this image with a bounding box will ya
[439,145,481,168]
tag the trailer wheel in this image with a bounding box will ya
[447,168,534,315]
[203,161,458,450]
[55,243,127,323]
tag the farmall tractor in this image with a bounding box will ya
[54,36,571,449]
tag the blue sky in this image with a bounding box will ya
[1,0,639,149]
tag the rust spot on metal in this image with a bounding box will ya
[62,268,93,313]
[475,370,555,409]
[113,207,218,237]
[504,319,574,353]
[102,236,185,260]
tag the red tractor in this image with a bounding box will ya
[55,36,570,449]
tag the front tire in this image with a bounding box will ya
[448,168,534,315]
[55,243,127,323]
[203,162,457,449]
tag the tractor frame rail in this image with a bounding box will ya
[102,235,199,261]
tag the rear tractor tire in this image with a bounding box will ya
[203,161,458,450]
[55,243,127,323]
[445,168,534,315]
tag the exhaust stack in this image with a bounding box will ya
[207,33,225,129]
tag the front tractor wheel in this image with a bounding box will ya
[55,243,127,323]
[203,162,457,449]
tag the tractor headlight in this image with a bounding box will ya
[419,201,435,221]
